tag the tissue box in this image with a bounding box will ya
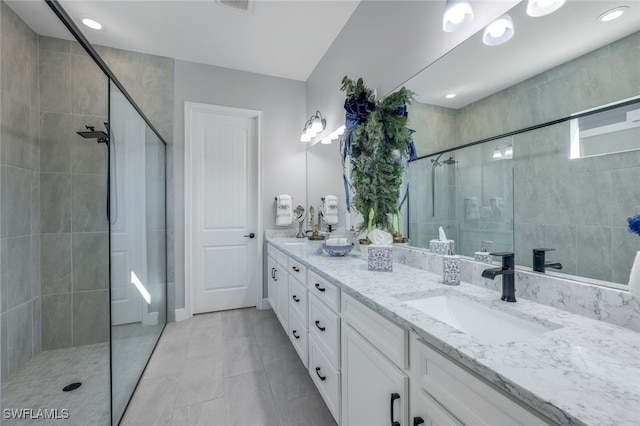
[368,245,393,272]
[429,239,454,255]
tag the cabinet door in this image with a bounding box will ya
[411,387,463,426]
[341,323,408,426]
[267,255,277,312]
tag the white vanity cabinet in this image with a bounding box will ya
[341,292,409,426]
[409,334,551,426]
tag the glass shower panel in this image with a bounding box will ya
[109,82,166,424]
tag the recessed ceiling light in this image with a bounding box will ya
[526,0,566,17]
[483,14,515,46]
[81,18,104,31]
[445,93,456,99]
[598,6,629,22]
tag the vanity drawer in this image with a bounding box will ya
[288,308,308,368]
[411,335,551,426]
[309,293,341,369]
[308,270,340,312]
[309,335,340,424]
[275,248,288,267]
[289,276,308,323]
[288,257,308,282]
[341,291,407,369]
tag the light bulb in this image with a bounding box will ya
[311,118,323,133]
[82,18,103,30]
[306,127,316,138]
[443,0,474,32]
[526,0,566,17]
[301,133,311,143]
[483,14,514,46]
[505,145,513,156]
[489,23,506,38]
[321,137,331,145]
[493,148,502,159]
[599,7,628,22]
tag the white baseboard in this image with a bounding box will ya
[174,308,189,322]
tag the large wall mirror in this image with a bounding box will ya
[403,0,640,288]
[307,140,346,231]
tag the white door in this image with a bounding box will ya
[110,89,146,325]
[186,103,259,314]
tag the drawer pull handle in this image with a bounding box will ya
[292,330,300,339]
[274,269,278,281]
[413,417,425,426]
[390,393,400,426]
[271,267,275,279]
[292,266,300,272]
[314,283,325,292]
[292,295,300,302]
[315,367,326,381]
[315,321,326,332]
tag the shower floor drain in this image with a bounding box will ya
[62,382,82,392]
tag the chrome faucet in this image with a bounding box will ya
[532,248,563,273]
[481,252,516,302]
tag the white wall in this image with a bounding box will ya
[173,60,307,310]
[305,0,518,142]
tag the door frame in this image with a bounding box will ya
[184,102,263,320]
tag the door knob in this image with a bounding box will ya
[244,232,255,238]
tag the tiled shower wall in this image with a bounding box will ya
[0,2,41,383]
[0,0,174,383]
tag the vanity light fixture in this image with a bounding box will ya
[526,0,566,17]
[482,14,514,46]
[321,137,332,145]
[81,18,104,30]
[504,144,513,157]
[598,6,628,22]
[445,93,457,99]
[300,110,325,143]
[442,0,474,32]
[493,148,502,159]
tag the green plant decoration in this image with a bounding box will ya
[341,76,413,232]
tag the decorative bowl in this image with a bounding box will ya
[322,243,354,257]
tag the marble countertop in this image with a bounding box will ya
[267,238,640,426]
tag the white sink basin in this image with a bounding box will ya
[405,295,558,345]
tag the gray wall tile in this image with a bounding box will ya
[4,166,31,238]
[30,109,40,171]
[41,294,72,350]
[1,239,7,314]
[611,227,640,284]
[31,236,41,299]
[31,171,40,234]
[41,233,72,295]
[39,35,70,53]
[71,173,108,232]
[142,66,174,125]
[72,233,108,291]
[40,112,71,173]
[7,301,33,377]
[1,312,7,383]
[7,236,31,309]
[1,95,31,169]
[33,297,41,355]
[576,226,612,282]
[71,54,108,117]
[39,48,71,114]
[40,173,71,233]
[73,290,108,346]
[1,14,31,105]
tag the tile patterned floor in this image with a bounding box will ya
[0,343,110,425]
[121,307,337,426]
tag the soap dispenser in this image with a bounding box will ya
[474,240,493,264]
[442,248,461,286]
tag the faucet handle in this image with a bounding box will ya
[489,252,514,268]
[533,248,555,253]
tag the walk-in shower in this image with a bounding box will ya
[0,1,168,425]
[430,154,458,216]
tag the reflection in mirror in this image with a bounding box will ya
[306,141,346,232]
[408,138,514,257]
[403,0,640,288]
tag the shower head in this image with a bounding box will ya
[442,157,458,165]
[76,124,109,144]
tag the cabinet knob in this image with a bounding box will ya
[315,321,326,332]
[314,283,326,292]
[292,266,300,272]
[292,330,300,339]
[413,417,425,426]
[292,295,300,302]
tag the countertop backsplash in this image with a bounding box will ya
[394,245,640,333]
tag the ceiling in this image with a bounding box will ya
[7,0,361,81]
